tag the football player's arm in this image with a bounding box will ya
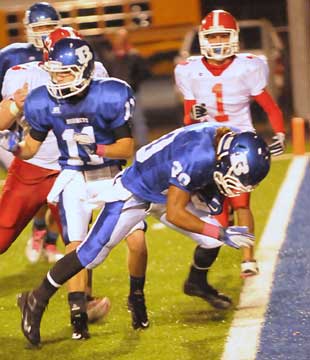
[14,132,43,159]
[97,123,134,159]
[0,83,29,130]
[183,99,196,125]
[253,89,285,133]
[166,185,255,248]
[166,185,221,238]
[254,88,286,155]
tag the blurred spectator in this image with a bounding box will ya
[96,29,151,148]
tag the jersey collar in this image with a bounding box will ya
[201,56,235,76]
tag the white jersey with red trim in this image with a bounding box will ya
[2,60,108,170]
[174,53,269,131]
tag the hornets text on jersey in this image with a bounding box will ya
[24,78,134,171]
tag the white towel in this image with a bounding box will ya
[47,169,85,204]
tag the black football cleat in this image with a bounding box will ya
[183,280,232,310]
[127,295,149,330]
[17,291,46,346]
[71,312,90,340]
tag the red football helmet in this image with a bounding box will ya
[43,26,82,61]
[199,10,239,60]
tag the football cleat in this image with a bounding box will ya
[87,296,111,323]
[25,229,46,263]
[42,244,64,263]
[127,295,149,330]
[241,260,259,278]
[17,291,46,346]
[71,312,90,340]
[183,280,232,310]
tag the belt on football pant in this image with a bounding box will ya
[83,165,120,182]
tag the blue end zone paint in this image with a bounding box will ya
[257,160,310,360]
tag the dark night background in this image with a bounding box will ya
[200,0,287,26]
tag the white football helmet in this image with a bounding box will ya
[199,10,239,60]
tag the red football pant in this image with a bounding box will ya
[0,157,61,253]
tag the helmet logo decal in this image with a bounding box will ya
[230,152,249,176]
[75,45,93,65]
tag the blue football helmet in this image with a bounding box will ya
[24,2,61,49]
[214,131,270,197]
[43,38,95,99]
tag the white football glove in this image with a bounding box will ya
[219,226,254,249]
[73,132,93,144]
[269,132,285,156]
[190,103,209,122]
[73,132,97,154]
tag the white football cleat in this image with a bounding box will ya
[43,244,64,263]
[25,229,46,263]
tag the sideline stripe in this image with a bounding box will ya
[221,156,309,360]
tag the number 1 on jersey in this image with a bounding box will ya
[212,83,229,122]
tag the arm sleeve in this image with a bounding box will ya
[24,93,50,136]
[183,99,197,125]
[247,56,269,96]
[253,89,285,133]
[112,122,132,140]
[94,61,109,78]
[174,63,195,100]
[0,52,10,101]
[108,82,136,129]
[2,66,27,99]
[174,64,196,125]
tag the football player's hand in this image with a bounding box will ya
[219,226,254,249]
[0,130,20,153]
[269,132,285,156]
[190,103,208,122]
[73,132,96,154]
[13,82,28,110]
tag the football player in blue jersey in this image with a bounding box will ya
[0,2,61,95]
[0,2,63,263]
[12,118,270,346]
[2,36,149,339]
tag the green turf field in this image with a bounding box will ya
[0,158,291,360]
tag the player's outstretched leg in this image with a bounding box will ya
[183,246,232,310]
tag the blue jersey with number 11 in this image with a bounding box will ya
[122,123,223,203]
[24,78,134,171]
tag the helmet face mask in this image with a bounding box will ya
[43,38,95,99]
[213,132,271,197]
[199,10,239,60]
[24,2,61,49]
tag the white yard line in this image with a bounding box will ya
[221,155,309,360]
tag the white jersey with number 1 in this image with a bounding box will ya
[174,53,269,131]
